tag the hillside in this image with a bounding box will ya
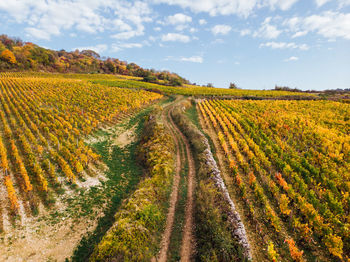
[0,35,189,86]
[1,0,350,259]
[0,72,348,262]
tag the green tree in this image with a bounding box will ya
[169,77,182,86]
[229,82,238,89]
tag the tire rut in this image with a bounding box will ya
[157,105,183,262]
[157,101,196,262]
[167,108,195,262]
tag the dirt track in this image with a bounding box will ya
[157,100,195,262]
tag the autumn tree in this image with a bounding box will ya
[105,59,116,73]
[0,49,17,64]
[0,42,5,53]
[81,49,100,59]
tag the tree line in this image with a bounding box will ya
[0,35,189,86]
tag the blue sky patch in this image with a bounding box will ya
[0,0,349,90]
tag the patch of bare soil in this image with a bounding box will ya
[111,124,136,148]
[0,165,108,262]
[0,215,98,262]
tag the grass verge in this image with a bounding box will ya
[89,108,176,261]
[68,104,160,261]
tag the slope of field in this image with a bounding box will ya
[198,99,349,261]
[0,73,162,233]
[89,110,176,261]
[0,72,318,98]
[92,79,317,98]
[1,71,348,262]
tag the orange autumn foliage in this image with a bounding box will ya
[0,49,16,64]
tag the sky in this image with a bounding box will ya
[0,0,349,90]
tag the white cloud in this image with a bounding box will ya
[315,0,350,7]
[284,11,350,40]
[0,1,152,40]
[163,13,193,31]
[303,12,350,39]
[152,0,299,17]
[338,0,350,7]
[167,13,192,24]
[199,19,207,25]
[161,33,191,42]
[211,38,225,44]
[260,41,309,50]
[153,0,253,17]
[175,24,189,31]
[75,44,108,54]
[240,29,251,36]
[292,30,308,38]
[253,17,282,39]
[181,56,203,63]
[283,17,300,29]
[154,27,161,31]
[121,43,143,49]
[211,24,232,35]
[111,43,143,52]
[284,56,299,61]
[314,0,331,6]
[112,31,142,40]
[25,27,52,40]
[111,19,133,32]
[266,0,300,10]
[166,55,203,63]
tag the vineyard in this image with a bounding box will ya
[0,70,349,262]
[0,72,316,98]
[0,73,162,230]
[91,78,316,98]
[198,99,349,261]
